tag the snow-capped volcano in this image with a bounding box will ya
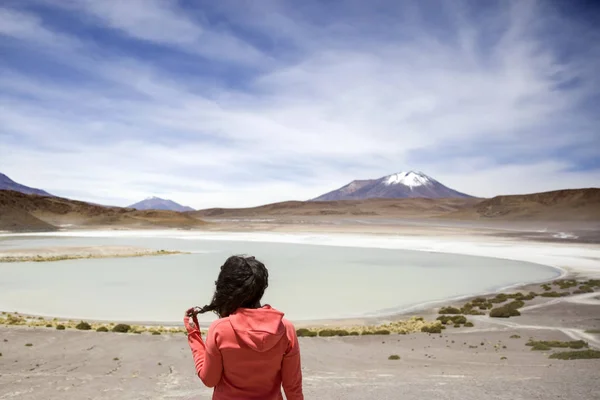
[311,171,472,201]
[384,171,432,187]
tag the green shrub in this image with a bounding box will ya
[296,328,318,337]
[526,340,588,349]
[76,321,92,331]
[549,350,600,360]
[522,292,537,300]
[96,326,109,332]
[574,285,594,294]
[438,306,461,314]
[6,314,25,325]
[453,324,461,328]
[541,284,552,291]
[463,309,485,315]
[421,325,442,334]
[45,324,52,328]
[500,356,507,360]
[438,315,468,325]
[553,279,578,289]
[464,322,474,327]
[349,331,359,336]
[490,294,509,304]
[152,331,161,335]
[582,279,600,288]
[489,305,521,318]
[540,291,570,298]
[510,334,521,339]
[531,343,551,351]
[318,329,350,337]
[56,324,66,330]
[388,354,401,360]
[25,343,33,347]
[112,324,131,333]
[506,300,525,310]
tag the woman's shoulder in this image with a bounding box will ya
[281,317,295,329]
[281,317,297,336]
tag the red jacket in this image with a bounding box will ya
[185,305,304,400]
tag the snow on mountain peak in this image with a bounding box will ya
[384,171,431,187]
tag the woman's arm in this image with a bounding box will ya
[281,323,304,400]
[184,311,223,387]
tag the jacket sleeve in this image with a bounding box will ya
[187,322,223,388]
[281,323,304,400]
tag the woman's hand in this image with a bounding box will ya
[184,307,201,334]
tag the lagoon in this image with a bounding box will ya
[0,232,560,323]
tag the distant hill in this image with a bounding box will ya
[312,171,473,201]
[128,196,194,212]
[0,191,206,232]
[447,188,600,221]
[0,173,52,196]
[193,197,480,218]
[194,188,599,222]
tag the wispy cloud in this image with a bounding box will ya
[1,0,599,208]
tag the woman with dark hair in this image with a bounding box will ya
[184,255,304,400]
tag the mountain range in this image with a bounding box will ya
[312,171,473,201]
[0,173,52,197]
[0,190,205,232]
[128,197,194,212]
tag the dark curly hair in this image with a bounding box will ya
[197,255,269,318]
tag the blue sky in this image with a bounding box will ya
[1,0,599,208]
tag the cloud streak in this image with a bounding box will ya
[1,0,599,208]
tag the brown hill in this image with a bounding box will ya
[2,188,597,232]
[447,188,600,221]
[0,205,57,232]
[0,191,206,232]
[193,198,481,218]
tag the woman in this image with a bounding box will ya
[184,255,304,400]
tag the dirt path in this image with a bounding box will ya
[468,293,600,348]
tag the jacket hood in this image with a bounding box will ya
[228,305,285,352]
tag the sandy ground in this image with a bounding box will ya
[0,246,182,262]
[1,311,599,400]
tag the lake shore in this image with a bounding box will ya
[1,226,599,323]
[0,245,185,262]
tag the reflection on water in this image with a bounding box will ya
[0,234,559,322]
